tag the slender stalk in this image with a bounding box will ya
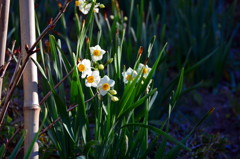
[19,0,40,157]
[40,93,99,135]
[0,41,16,79]
[39,67,74,105]
[0,0,72,127]
[0,0,10,103]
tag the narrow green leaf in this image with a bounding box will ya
[165,108,215,159]
[121,123,191,151]
[8,132,25,159]
[118,89,157,119]
[23,107,48,159]
[0,144,6,158]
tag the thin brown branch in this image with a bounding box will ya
[0,41,16,78]
[40,92,99,135]
[39,67,74,105]
[0,0,73,127]
[5,125,23,147]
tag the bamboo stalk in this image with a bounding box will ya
[0,0,10,103]
[19,0,40,158]
[0,0,72,127]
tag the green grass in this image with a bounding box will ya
[2,0,237,158]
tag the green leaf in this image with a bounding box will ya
[165,108,215,159]
[147,35,156,58]
[83,140,99,156]
[120,123,191,151]
[0,144,6,158]
[118,88,157,119]
[31,57,48,80]
[70,55,89,143]
[172,68,184,106]
[138,43,167,96]
[8,132,25,159]
[23,107,48,159]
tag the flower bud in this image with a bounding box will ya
[111,96,119,102]
[86,37,90,44]
[138,46,144,57]
[98,64,104,70]
[105,58,113,65]
[100,4,105,8]
[109,90,117,95]
[110,15,114,20]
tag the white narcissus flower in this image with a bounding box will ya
[122,67,138,84]
[75,0,91,15]
[77,59,92,78]
[85,70,100,87]
[137,63,152,78]
[90,45,106,62]
[75,0,100,15]
[98,75,115,96]
[93,3,100,13]
[80,3,92,15]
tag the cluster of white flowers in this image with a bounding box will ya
[122,63,152,84]
[77,44,153,100]
[75,0,105,15]
[77,45,118,101]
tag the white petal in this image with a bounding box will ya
[103,75,110,81]
[108,80,115,87]
[95,45,101,50]
[94,78,100,84]
[85,82,91,87]
[90,47,95,53]
[98,75,109,85]
[137,63,144,72]
[81,73,87,78]
[91,83,97,87]
[100,89,108,96]
[92,70,99,76]
[94,8,99,13]
[82,59,91,67]
[100,49,106,54]
[127,67,133,72]
[91,55,103,62]
[123,78,128,84]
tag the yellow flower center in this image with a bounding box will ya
[143,68,148,74]
[126,75,134,81]
[78,64,86,72]
[93,50,101,56]
[87,76,94,83]
[102,83,110,91]
[75,1,81,6]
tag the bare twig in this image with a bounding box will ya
[40,92,99,135]
[0,41,16,78]
[5,125,23,147]
[39,67,74,105]
[0,0,73,127]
